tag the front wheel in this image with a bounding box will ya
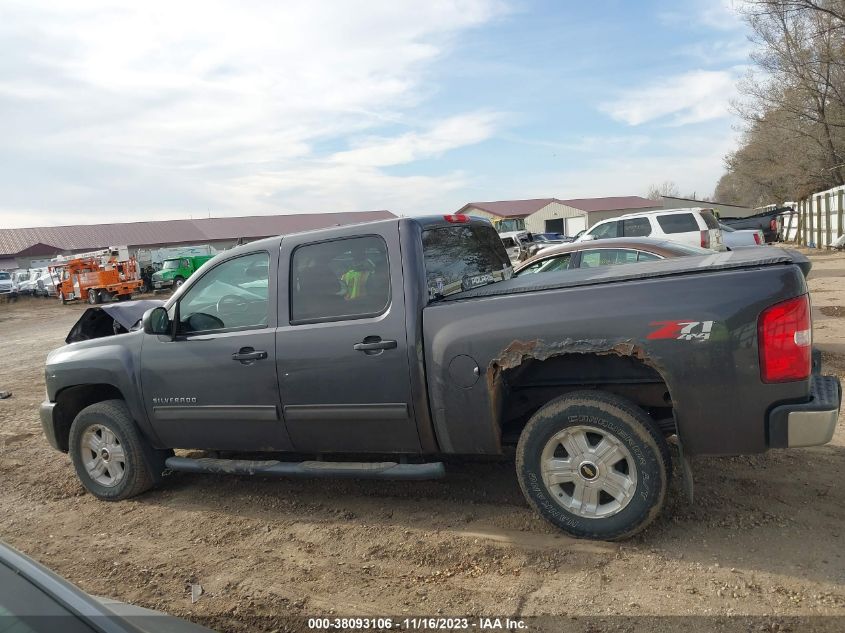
[173,276,185,289]
[69,400,162,501]
[516,390,670,541]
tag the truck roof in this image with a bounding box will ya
[219,215,496,259]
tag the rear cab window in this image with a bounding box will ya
[422,223,512,299]
[656,213,698,234]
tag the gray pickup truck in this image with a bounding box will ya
[40,215,841,540]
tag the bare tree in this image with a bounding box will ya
[715,0,845,205]
[645,181,680,200]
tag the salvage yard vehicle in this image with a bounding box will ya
[17,268,46,295]
[720,223,764,248]
[50,249,143,304]
[721,206,792,243]
[0,271,11,295]
[514,237,709,276]
[578,207,726,252]
[500,230,538,263]
[36,271,56,297]
[151,255,214,290]
[40,215,842,540]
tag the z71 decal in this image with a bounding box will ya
[648,320,715,341]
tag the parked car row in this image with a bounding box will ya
[0,268,57,298]
[498,209,768,279]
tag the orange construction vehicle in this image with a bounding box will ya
[50,248,143,305]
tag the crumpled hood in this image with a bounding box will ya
[65,299,164,344]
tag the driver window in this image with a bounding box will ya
[177,252,270,333]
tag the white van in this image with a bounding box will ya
[577,208,726,252]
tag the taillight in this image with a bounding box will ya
[444,214,470,223]
[753,232,762,245]
[758,295,812,383]
[700,230,710,249]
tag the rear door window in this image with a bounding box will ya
[656,213,698,234]
[588,220,619,239]
[291,236,390,323]
[579,249,638,268]
[622,217,651,237]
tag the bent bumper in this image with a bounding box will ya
[768,375,842,448]
[40,400,62,451]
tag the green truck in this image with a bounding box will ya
[151,255,213,291]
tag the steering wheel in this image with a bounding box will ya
[216,294,248,316]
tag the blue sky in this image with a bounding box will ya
[0,0,751,227]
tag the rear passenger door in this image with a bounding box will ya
[621,217,651,237]
[275,224,420,453]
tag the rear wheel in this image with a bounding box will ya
[87,290,100,305]
[516,390,670,540]
[69,400,165,500]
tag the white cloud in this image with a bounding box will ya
[330,112,500,167]
[658,0,744,32]
[0,0,507,226]
[599,69,741,127]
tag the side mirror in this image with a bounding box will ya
[143,306,171,336]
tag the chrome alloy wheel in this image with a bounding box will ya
[79,424,126,487]
[541,425,637,518]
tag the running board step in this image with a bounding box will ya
[164,456,445,480]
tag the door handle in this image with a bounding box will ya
[232,348,268,362]
[353,338,398,352]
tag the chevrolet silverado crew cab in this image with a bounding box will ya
[41,215,841,540]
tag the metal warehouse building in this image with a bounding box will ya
[0,210,395,270]
[459,196,662,235]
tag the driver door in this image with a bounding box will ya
[140,247,293,451]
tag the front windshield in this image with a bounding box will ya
[162,259,181,270]
[0,272,9,280]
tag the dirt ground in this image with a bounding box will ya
[2,248,845,632]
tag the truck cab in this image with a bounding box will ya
[152,255,214,290]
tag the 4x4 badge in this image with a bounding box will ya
[648,320,715,341]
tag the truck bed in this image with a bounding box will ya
[444,248,809,301]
